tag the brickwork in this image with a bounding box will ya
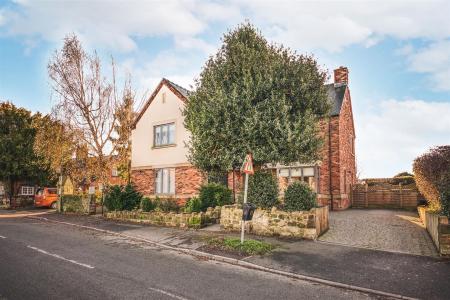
[337,87,356,209]
[131,169,155,195]
[175,166,204,199]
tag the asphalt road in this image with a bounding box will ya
[0,216,376,300]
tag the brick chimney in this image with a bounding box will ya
[334,66,349,84]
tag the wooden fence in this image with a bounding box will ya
[351,182,419,209]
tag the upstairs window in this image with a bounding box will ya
[154,123,175,147]
[111,168,119,177]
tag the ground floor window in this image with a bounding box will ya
[278,166,318,192]
[20,186,34,196]
[155,168,175,194]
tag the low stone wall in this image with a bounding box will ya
[105,206,221,229]
[220,205,329,240]
[418,206,450,256]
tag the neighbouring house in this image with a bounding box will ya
[0,180,38,207]
[131,67,356,210]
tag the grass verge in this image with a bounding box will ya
[207,237,274,256]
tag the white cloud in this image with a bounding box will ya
[238,0,450,51]
[355,98,450,178]
[406,40,450,91]
[1,0,207,52]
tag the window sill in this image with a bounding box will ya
[152,144,177,149]
[154,193,176,197]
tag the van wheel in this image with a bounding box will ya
[50,202,57,209]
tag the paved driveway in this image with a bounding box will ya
[319,209,438,256]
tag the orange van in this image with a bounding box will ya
[35,187,58,209]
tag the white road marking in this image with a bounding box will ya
[27,245,94,269]
[147,287,189,300]
[0,235,6,239]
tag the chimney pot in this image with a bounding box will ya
[334,66,349,84]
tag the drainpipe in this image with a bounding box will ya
[328,118,334,211]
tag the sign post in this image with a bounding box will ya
[240,153,254,244]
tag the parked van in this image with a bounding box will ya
[35,187,58,209]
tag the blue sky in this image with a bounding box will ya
[1,0,449,177]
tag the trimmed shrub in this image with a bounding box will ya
[199,183,232,210]
[184,197,202,213]
[141,197,156,212]
[154,197,179,212]
[413,145,450,215]
[104,184,142,211]
[247,171,279,209]
[283,181,316,211]
[61,195,83,213]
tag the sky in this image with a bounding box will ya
[0,0,449,178]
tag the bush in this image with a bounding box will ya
[199,183,232,210]
[104,184,142,211]
[283,181,316,211]
[154,197,179,212]
[61,195,83,213]
[141,197,156,212]
[413,145,450,215]
[392,172,415,185]
[184,197,202,213]
[247,171,279,209]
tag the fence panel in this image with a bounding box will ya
[351,183,419,209]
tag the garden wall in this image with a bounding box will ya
[220,205,329,240]
[105,207,221,229]
[418,206,450,256]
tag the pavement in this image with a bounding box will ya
[0,211,377,300]
[319,209,438,256]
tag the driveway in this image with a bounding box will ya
[319,209,438,256]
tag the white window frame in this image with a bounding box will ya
[155,168,175,195]
[20,186,34,196]
[111,168,119,177]
[153,122,176,147]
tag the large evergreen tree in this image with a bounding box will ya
[0,102,52,201]
[184,23,330,172]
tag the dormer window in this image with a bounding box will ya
[154,122,175,147]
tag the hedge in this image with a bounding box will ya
[413,145,450,216]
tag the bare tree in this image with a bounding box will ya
[48,34,132,185]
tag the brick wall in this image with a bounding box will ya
[317,117,341,208]
[131,166,205,203]
[337,88,356,209]
[131,169,155,195]
[175,166,204,199]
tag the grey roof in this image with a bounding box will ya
[325,83,347,116]
[164,78,190,98]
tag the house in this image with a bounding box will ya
[0,180,38,207]
[131,67,356,210]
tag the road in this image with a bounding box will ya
[0,214,376,300]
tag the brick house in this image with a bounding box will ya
[131,67,356,210]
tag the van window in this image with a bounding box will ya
[47,188,57,195]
